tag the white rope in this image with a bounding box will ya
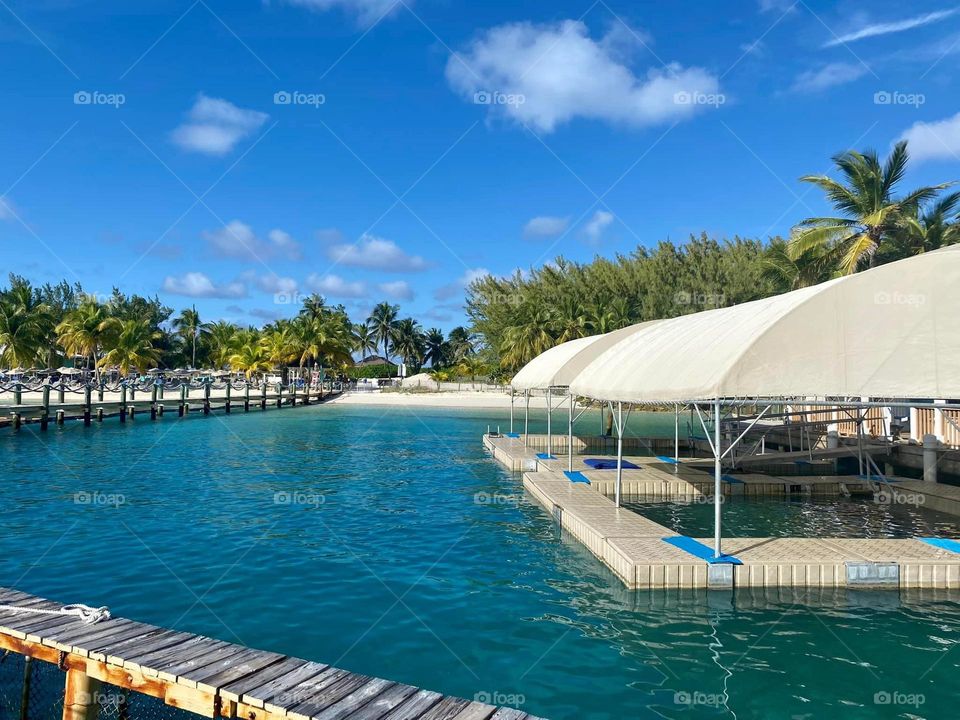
[0,603,111,625]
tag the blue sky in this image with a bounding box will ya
[2,0,960,331]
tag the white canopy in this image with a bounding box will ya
[570,245,960,402]
[511,321,660,391]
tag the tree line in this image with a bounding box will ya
[468,141,959,370]
[0,284,477,380]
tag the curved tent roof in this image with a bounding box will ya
[511,320,661,391]
[570,246,960,402]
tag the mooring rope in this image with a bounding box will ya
[0,603,111,625]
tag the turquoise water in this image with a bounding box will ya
[1,406,959,719]
[626,496,960,539]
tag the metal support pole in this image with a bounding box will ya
[568,393,574,472]
[674,403,680,472]
[713,398,722,559]
[615,401,624,508]
[546,387,552,456]
[524,390,530,446]
[509,390,514,433]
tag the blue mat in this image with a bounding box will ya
[564,471,591,484]
[505,432,521,438]
[656,455,680,464]
[858,474,887,481]
[920,538,960,554]
[722,474,744,484]
[536,453,556,460]
[583,458,640,470]
[662,536,742,565]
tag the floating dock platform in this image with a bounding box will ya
[484,433,960,590]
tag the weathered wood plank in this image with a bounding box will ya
[449,703,498,720]
[123,634,216,674]
[287,672,372,720]
[118,630,200,670]
[191,648,286,694]
[336,682,420,720]
[488,709,527,720]
[267,668,351,716]
[157,640,245,683]
[241,661,330,710]
[417,697,471,720]
[220,656,309,704]
[310,678,395,720]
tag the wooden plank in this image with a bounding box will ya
[335,682,420,720]
[157,640,245,683]
[190,648,287,694]
[418,698,471,720]
[83,623,168,662]
[286,672,373,720]
[240,660,330,710]
[488,710,527,720]
[450,704,498,720]
[378,689,443,720]
[45,618,143,653]
[103,628,177,665]
[118,630,200,670]
[266,668,351,716]
[123,634,215,674]
[220,656,309,704]
[309,678,395,720]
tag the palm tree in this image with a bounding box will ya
[299,294,328,322]
[98,318,162,375]
[172,306,202,368]
[447,326,474,362]
[391,317,424,370]
[761,238,838,292]
[886,192,960,258]
[790,141,954,274]
[367,302,399,360]
[552,296,588,342]
[260,320,299,369]
[203,320,240,369]
[352,322,378,358]
[0,279,53,368]
[456,355,487,389]
[500,309,554,370]
[229,341,271,379]
[424,328,447,367]
[297,315,353,369]
[56,295,109,382]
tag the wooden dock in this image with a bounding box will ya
[0,586,542,720]
[485,434,960,590]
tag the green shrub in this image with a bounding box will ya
[345,363,397,379]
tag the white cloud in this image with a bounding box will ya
[790,62,868,92]
[162,272,247,298]
[241,271,298,294]
[899,112,960,163]
[582,210,614,243]
[825,9,959,47]
[378,280,415,301]
[306,273,369,298]
[283,0,402,25]
[446,20,721,132]
[523,215,570,239]
[434,267,489,301]
[325,234,429,272]
[204,221,302,261]
[171,95,269,156]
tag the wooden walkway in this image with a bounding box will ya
[0,587,541,720]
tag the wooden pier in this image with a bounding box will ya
[484,433,960,590]
[0,587,542,720]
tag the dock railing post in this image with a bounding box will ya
[291,381,297,407]
[674,403,680,472]
[277,383,283,408]
[615,401,624,507]
[119,383,127,423]
[179,385,187,417]
[203,380,211,415]
[546,387,552,456]
[261,381,267,410]
[62,667,102,720]
[568,392,574,472]
[523,391,530,446]
[244,383,250,412]
[225,381,232,414]
[713,398,722,559]
[83,384,92,426]
[151,384,158,420]
[58,380,65,404]
[41,382,50,431]
[509,389,514,434]
[14,381,21,407]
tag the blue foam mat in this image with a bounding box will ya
[920,538,960,554]
[721,474,744,484]
[536,452,556,460]
[564,471,591,484]
[656,455,680,464]
[662,536,743,565]
[505,432,521,438]
[583,458,640,470]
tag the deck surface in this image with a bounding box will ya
[0,587,543,720]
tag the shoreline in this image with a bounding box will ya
[328,390,550,409]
